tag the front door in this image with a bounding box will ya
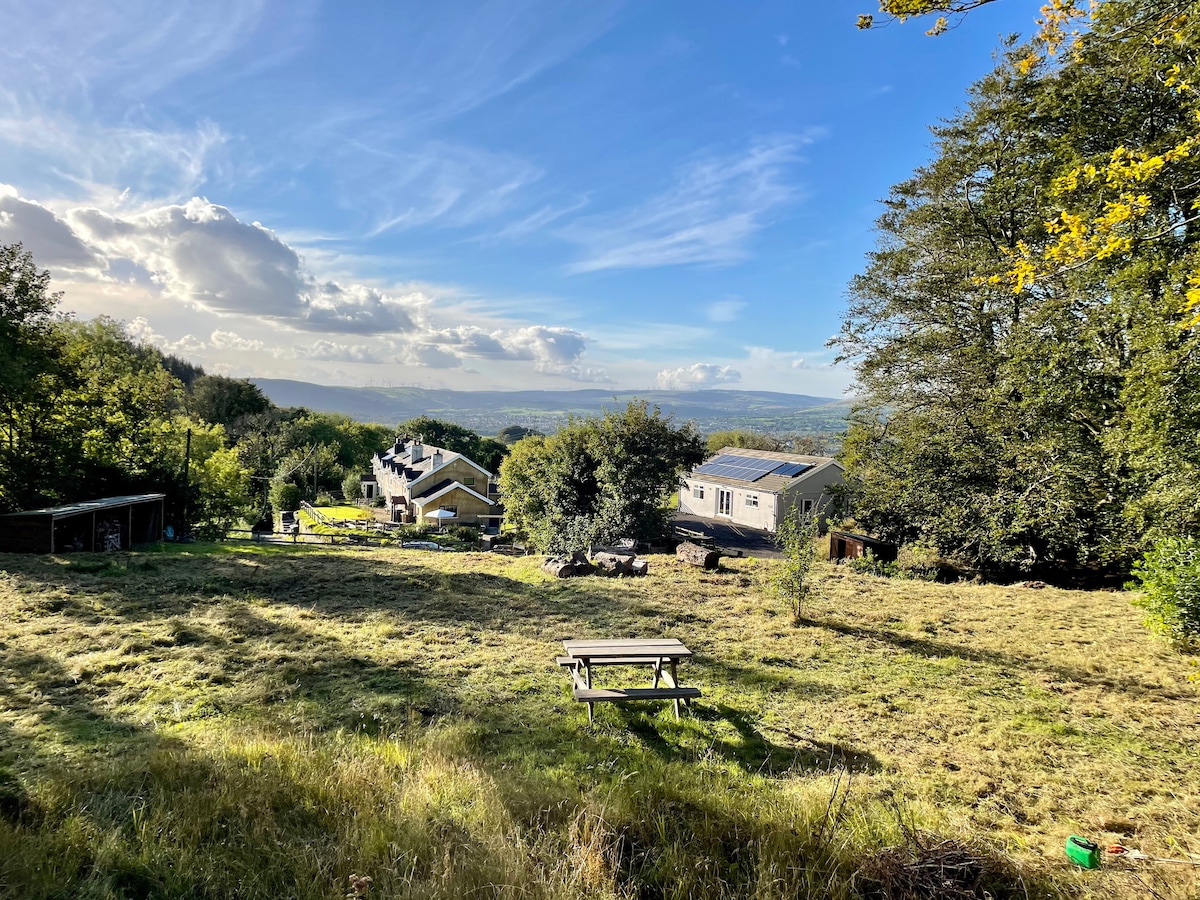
[717,488,733,517]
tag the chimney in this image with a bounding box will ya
[432,451,443,467]
[410,441,423,462]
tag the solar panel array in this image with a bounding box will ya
[693,454,815,483]
[772,462,813,478]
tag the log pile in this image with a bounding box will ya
[540,546,650,578]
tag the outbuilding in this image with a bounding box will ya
[828,531,897,563]
[0,494,166,554]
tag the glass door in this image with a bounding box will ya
[717,488,733,516]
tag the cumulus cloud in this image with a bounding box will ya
[295,340,382,363]
[397,343,463,369]
[68,199,419,334]
[656,363,742,390]
[0,185,102,269]
[428,324,599,376]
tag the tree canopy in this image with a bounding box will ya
[499,401,705,553]
[835,2,1200,578]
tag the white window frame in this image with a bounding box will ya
[692,484,705,500]
[464,476,476,486]
[745,494,759,508]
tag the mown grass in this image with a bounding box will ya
[0,548,1196,899]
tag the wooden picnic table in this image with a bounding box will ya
[558,638,701,722]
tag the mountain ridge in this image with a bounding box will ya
[250,378,853,436]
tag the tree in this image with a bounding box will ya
[396,415,509,471]
[342,472,363,502]
[704,430,781,455]
[189,375,271,430]
[496,425,544,444]
[833,27,1200,577]
[771,512,821,625]
[499,401,704,554]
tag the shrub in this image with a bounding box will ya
[269,481,301,512]
[894,542,943,581]
[315,492,334,507]
[1130,536,1200,647]
[342,473,363,501]
[847,549,898,578]
[771,513,821,624]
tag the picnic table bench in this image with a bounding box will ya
[557,638,701,722]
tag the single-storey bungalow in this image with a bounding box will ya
[371,439,502,529]
[679,447,843,534]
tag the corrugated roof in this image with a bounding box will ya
[1,494,166,520]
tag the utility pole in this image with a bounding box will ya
[182,428,192,531]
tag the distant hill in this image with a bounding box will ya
[251,379,853,437]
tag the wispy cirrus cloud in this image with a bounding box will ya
[562,133,820,274]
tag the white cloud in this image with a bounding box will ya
[656,363,742,390]
[563,134,818,274]
[68,198,419,334]
[398,343,463,369]
[295,340,381,363]
[0,186,102,270]
[705,299,747,323]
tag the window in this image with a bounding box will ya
[464,476,475,486]
[802,499,814,514]
[745,494,759,508]
[692,485,705,500]
[439,505,457,516]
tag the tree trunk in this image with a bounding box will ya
[676,542,720,569]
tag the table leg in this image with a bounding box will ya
[585,660,593,723]
[652,659,661,688]
[671,659,681,719]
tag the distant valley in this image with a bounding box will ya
[250,379,854,438]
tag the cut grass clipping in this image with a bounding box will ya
[0,548,1196,899]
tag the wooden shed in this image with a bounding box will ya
[828,530,897,563]
[0,494,166,554]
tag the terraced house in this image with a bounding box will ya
[679,447,844,533]
[371,439,502,529]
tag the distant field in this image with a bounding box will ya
[0,548,1196,899]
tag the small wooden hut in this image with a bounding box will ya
[828,530,897,563]
[0,494,166,554]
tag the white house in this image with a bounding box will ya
[679,447,843,533]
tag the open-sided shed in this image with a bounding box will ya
[828,530,897,564]
[0,494,166,554]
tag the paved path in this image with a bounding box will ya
[673,513,782,560]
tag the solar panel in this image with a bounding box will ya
[772,462,812,478]
[694,454,785,481]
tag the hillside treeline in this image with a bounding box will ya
[0,243,393,536]
[836,0,1200,580]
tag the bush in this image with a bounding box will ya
[894,542,943,581]
[269,481,301,512]
[315,492,333,507]
[847,549,898,578]
[342,473,362,501]
[1130,536,1200,646]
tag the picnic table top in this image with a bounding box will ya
[562,638,692,660]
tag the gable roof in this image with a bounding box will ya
[410,480,495,507]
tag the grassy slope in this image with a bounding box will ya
[0,547,1197,899]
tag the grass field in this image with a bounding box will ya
[0,546,1197,899]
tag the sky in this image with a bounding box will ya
[0,0,1039,397]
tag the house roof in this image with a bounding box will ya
[686,448,841,491]
[379,440,492,487]
[0,494,166,520]
[410,480,495,507]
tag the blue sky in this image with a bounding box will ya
[0,0,1038,396]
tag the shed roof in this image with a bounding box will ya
[1,494,166,520]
